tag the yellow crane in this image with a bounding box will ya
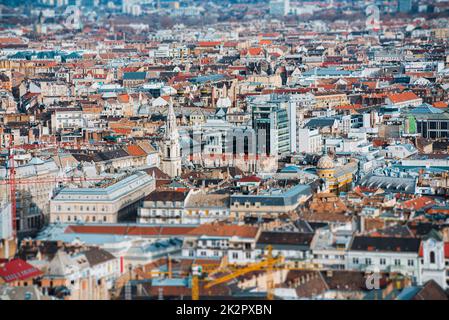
[192,246,284,300]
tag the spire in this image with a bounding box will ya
[165,99,179,140]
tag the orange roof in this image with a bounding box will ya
[402,196,435,211]
[112,128,131,135]
[126,144,147,157]
[433,101,448,108]
[187,223,259,239]
[259,39,272,45]
[0,37,23,44]
[248,47,263,56]
[387,91,420,104]
[197,41,221,47]
[118,93,130,103]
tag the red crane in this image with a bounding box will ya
[7,134,16,237]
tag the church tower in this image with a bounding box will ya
[418,230,447,290]
[161,101,182,177]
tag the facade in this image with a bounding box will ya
[297,127,322,154]
[50,171,155,223]
[0,157,59,236]
[230,184,312,220]
[418,231,448,290]
[183,191,230,224]
[316,155,357,194]
[137,190,189,224]
[182,223,261,264]
[250,94,296,155]
[347,236,421,279]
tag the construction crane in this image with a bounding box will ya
[191,246,284,300]
[7,134,16,237]
[190,245,324,300]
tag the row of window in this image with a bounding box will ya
[352,257,414,267]
[56,205,108,212]
[56,215,108,222]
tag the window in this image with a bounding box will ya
[353,258,359,265]
[430,251,436,264]
[394,259,401,266]
[408,259,414,267]
[380,258,386,265]
[232,252,238,259]
[245,252,251,259]
[103,216,107,222]
[365,258,372,265]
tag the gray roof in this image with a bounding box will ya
[360,174,416,194]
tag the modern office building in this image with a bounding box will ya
[249,94,296,156]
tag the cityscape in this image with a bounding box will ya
[1,0,449,302]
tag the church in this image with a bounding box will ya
[160,101,182,178]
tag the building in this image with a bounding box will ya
[269,0,290,16]
[250,95,296,155]
[230,184,312,220]
[50,171,155,223]
[297,128,322,154]
[0,157,60,236]
[398,0,412,13]
[182,223,261,264]
[418,230,448,290]
[40,248,119,300]
[347,236,421,278]
[183,191,230,224]
[316,155,358,194]
[137,190,189,224]
[160,102,182,177]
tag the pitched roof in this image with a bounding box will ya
[64,224,196,237]
[350,236,421,253]
[387,91,420,104]
[82,248,116,266]
[126,144,147,157]
[0,259,43,283]
[187,223,259,239]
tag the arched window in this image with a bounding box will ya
[430,251,436,264]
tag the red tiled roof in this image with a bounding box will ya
[419,243,449,258]
[187,223,259,238]
[433,101,448,108]
[401,196,435,211]
[64,225,197,236]
[387,91,420,104]
[197,41,221,47]
[126,144,147,157]
[0,259,43,283]
[238,176,262,183]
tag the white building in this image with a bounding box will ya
[297,128,322,154]
[182,224,261,265]
[418,230,448,290]
[50,171,155,224]
[51,108,84,132]
[347,236,421,278]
